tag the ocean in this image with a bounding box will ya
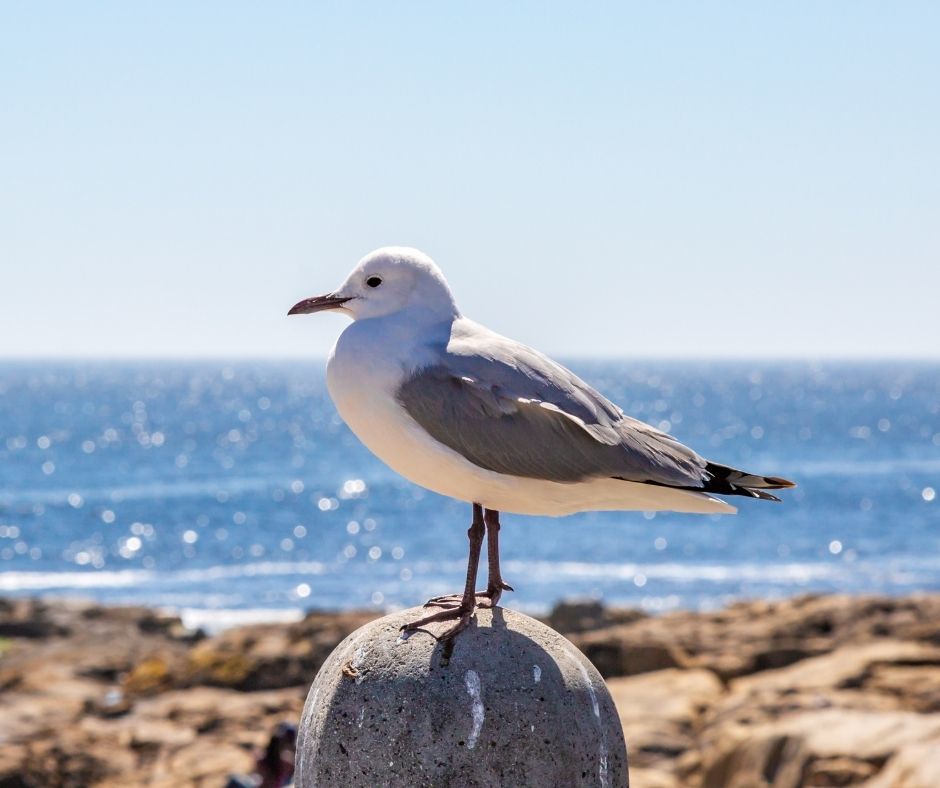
[0,360,937,631]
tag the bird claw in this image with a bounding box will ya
[399,605,476,643]
[478,583,510,609]
[423,581,514,610]
[423,593,464,609]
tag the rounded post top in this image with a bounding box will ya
[296,605,628,788]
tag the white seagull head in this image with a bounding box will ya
[289,247,459,322]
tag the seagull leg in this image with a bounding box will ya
[479,508,513,608]
[400,503,485,640]
[425,507,514,609]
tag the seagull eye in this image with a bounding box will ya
[366,276,382,288]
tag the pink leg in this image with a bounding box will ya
[424,507,513,610]
[401,503,485,641]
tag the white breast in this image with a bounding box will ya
[326,315,488,501]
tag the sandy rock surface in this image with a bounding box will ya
[1,593,940,786]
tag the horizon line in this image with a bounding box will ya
[1,354,939,364]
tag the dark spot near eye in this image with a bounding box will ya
[366,276,382,288]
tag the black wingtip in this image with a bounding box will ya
[763,476,796,489]
[698,462,796,501]
[752,489,783,502]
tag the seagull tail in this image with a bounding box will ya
[700,462,797,502]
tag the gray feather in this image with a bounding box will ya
[396,319,710,487]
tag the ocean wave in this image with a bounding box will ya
[0,559,327,592]
[178,606,305,633]
[0,475,288,507]
[0,568,154,591]
[3,555,935,602]
[500,558,936,586]
[500,559,842,584]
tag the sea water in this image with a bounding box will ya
[0,361,937,631]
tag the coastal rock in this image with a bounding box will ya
[625,768,680,787]
[607,669,722,775]
[865,664,940,713]
[867,741,940,788]
[545,599,647,634]
[697,639,940,787]
[296,606,628,788]
[0,598,71,639]
[701,709,940,788]
[5,594,940,786]
[178,610,377,691]
[571,627,689,677]
[577,594,940,682]
[727,639,940,697]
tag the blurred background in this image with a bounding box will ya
[1,360,938,632]
[3,5,940,787]
[2,2,938,627]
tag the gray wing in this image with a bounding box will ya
[396,319,709,487]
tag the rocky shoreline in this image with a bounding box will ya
[2,593,939,787]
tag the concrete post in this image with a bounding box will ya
[296,605,628,787]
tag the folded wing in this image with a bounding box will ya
[396,321,709,487]
[396,319,795,499]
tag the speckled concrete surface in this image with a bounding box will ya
[296,606,628,787]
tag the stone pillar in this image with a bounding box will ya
[296,606,628,787]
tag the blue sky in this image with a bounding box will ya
[2,3,937,358]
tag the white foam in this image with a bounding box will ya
[502,558,846,584]
[0,568,153,591]
[0,475,291,508]
[171,560,327,582]
[179,606,304,633]
[0,560,327,593]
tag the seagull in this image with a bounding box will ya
[289,247,794,642]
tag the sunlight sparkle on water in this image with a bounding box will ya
[341,478,367,497]
[4,361,940,617]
